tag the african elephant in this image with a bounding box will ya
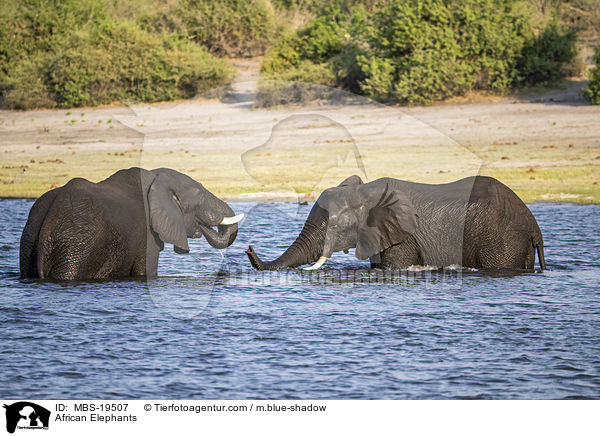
[20,167,243,280]
[246,175,545,271]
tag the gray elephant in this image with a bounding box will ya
[20,167,243,280]
[247,175,545,270]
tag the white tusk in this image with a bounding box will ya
[303,256,328,271]
[220,213,244,225]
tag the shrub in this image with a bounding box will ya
[257,50,337,107]
[47,22,233,107]
[517,21,579,85]
[0,55,56,110]
[360,0,559,103]
[261,5,369,93]
[260,0,580,105]
[584,45,600,104]
[0,0,233,109]
[141,0,280,58]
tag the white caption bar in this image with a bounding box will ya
[0,400,596,436]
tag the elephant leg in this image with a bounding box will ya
[476,231,535,269]
[135,232,162,277]
[130,255,147,277]
[371,236,423,269]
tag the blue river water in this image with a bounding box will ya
[0,200,599,399]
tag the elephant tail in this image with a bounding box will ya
[536,241,546,270]
[532,227,546,270]
[529,212,546,270]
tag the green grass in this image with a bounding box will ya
[2,140,598,203]
[483,165,600,203]
[467,141,600,203]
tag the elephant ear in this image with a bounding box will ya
[148,174,189,253]
[355,184,418,260]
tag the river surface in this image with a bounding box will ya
[1,200,599,399]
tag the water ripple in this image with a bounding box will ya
[0,200,599,399]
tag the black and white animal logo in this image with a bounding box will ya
[3,402,50,434]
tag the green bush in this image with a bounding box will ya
[271,0,377,16]
[0,55,56,110]
[47,22,232,107]
[0,0,589,109]
[261,5,368,90]
[584,45,600,104]
[0,0,233,109]
[140,0,280,57]
[357,0,533,104]
[517,21,579,85]
[261,0,580,105]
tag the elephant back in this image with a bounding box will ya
[467,176,541,237]
[21,173,147,280]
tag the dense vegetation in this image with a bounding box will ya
[584,45,600,103]
[137,0,281,57]
[261,0,581,105]
[0,0,597,109]
[0,0,234,109]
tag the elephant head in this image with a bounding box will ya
[246,175,418,270]
[147,168,243,253]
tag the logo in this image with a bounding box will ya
[3,402,50,434]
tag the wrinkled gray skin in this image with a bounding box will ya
[20,167,239,280]
[247,175,546,271]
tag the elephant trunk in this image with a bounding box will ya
[200,223,238,250]
[199,196,239,249]
[247,205,328,270]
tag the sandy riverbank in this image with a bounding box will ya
[1,62,598,203]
